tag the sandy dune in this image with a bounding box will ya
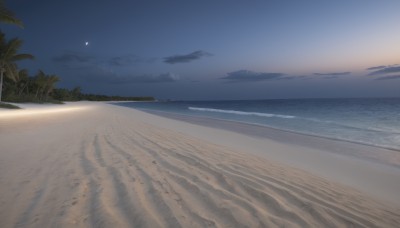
[0,102,399,227]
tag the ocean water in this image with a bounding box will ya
[116,98,400,150]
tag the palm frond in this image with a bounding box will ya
[10,53,34,61]
[37,70,46,78]
[0,32,6,47]
[4,62,18,81]
[18,69,29,80]
[3,38,23,59]
[0,1,23,28]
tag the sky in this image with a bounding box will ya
[2,0,400,100]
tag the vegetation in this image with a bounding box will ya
[80,94,154,102]
[0,3,154,105]
[52,87,154,102]
[0,0,23,27]
[2,69,62,103]
[2,69,154,103]
[0,32,34,102]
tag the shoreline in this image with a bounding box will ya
[117,105,400,153]
[112,105,400,207]
[136,108,400,168]
[1,102,399,227]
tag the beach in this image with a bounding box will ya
[0,102,399,227]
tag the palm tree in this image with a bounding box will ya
[0,32,33,102]
[33,70,46,99]
[44,74,59,101]
[16,68,29,96]
[0,0,23,28]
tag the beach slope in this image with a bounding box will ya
[0,102,399,227]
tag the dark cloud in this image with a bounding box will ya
[134,73,179,83]
[80,70,179,84]
[374,75,400,81]
[54,52,157,68]
[366,65,386,70]
[54,52,178,84]
[53,53,95,63]
[109,54,157,66]
[221,70,285,82]
[164,50,212,64]
[368,66,400,76]
[322,75,340,79]
[314,72,351,76]
[296,75,311,80]
[278,76,297,80]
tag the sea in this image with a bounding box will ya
[116,98,400,151]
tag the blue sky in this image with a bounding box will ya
[3,0,400,100]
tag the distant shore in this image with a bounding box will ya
[0,102,399,227]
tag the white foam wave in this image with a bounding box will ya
[188,107,295,119]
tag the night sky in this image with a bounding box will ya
[3,0,400,100]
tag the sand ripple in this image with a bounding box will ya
[0,103,399,227]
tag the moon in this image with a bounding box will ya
[85,41,89,46]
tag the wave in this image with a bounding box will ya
[188,107,296,119]
[188,107,400,135]
[305,118,400,135]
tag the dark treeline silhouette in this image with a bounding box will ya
[3,72,155,103]
[53,87,154,102]
[2,69,61,103]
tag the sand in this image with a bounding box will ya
[0,102,399,227]
[142,109,400,205]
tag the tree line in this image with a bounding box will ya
[2,69,154,103]
[2,69,62,103]
[52,87,154,102]
[0,1,154,104]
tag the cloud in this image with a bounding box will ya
[53,53,95,63]
[164,50,212,64]
[366,65,386,70]
[54,52,157,68]
[80,70,179,84]
[368,66,400,75]
[295,75,311,80]
[109,54,157,66]
[312,72,351,79]
[278,76,299,80]
[322,75,340,79]
[221,70,285,82]
[131,72,179,83]
[314,72,351,76]
[374,75,400,81]
[54,52,178,84]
